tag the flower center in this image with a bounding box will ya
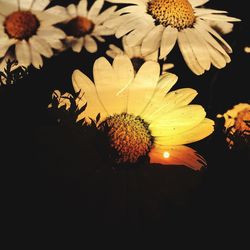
[4,11,39,40]
[65,16,95,37]
[148,0,195,30]
[99,113,153,164]
[235,108,250,134]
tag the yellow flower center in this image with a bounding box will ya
[66,16,95,37]
[99,113,153,164]
[4,11,39,40]
[235,108,250,135]
[148,0,195,30]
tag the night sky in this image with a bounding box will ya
[1,0,249,242]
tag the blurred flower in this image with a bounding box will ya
[71,55,214,170]
[244,47,250,53]
[62,0,118,53]
[0,0,67,69]
[217,103,250,148]
[106,36,174,72]
[105,0,240,75]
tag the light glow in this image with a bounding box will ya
[163,151,170,159]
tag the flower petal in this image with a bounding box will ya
[160,26,178,59]
[31,0,50,11]
[15,40,31,66]
[85,35,97,53]
[87,0,104,20]
[155,118,214,145]
[127,61,160,116]
[0,0,18,16]
[94,55,133,115]
[72,69,107,122]
[150,105,206,137]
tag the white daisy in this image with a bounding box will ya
[71,55,214,170]
[105,0,240,75]
[106,36,174,72]
[0,0,68,68]
[63,0,118,53]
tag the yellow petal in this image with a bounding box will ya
[127,61,160,116]
[155,118,214,145]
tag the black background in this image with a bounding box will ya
[0,0,249,243]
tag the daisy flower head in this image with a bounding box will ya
[63,0,118,53]
[106,36,174,72]
[0,0,68,69]
[105,0,240,75]
[72,55,214,170]
[217,103,250,148]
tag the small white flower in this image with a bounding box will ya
[63,0,118,53]
[105,0,240,75]
[0,0,68,68]
[106,36,174,72]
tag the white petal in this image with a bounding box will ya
[127,61,160,116]
[38,6,68,25]
[72,69,107,122]
[198,19,232,53]
[155,118,214,145]
[31,47,43,68]
[87,0,104,20]
[37,26,65,40]
[72,38,84,53]
[15,40,31,66]
[115,17,142,38]
[0,37,16,57]
[0,0,18,16]
[95,6,117,25]
[206,42,226,69]
[200,14,241,23]
[160,26,178,59]
[189,0,209,7]
[106,0,147,7]
[85,35,97,53]
[31,0,50,11]
[194,20,229,56]
[149,145,206,171]
[194,8,228,16]
[77,0,87,17]
[141,25,164,56]
[185,28,211,70]
[94,56,133,115]
[19,0,33,10]
[67,4,77,18]
[177,30,205,75]
[29,35,53,58]
[125,18,155,47]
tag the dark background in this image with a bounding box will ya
[0,0,249,242]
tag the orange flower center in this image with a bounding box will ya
[66,16,95,37]
[4,11,39,40]
[99,113,153,164]
[235,108,250,134]
[148,0,195,30]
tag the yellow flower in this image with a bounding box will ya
[72,55,214,170]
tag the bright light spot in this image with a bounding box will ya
[163,151,170,158]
